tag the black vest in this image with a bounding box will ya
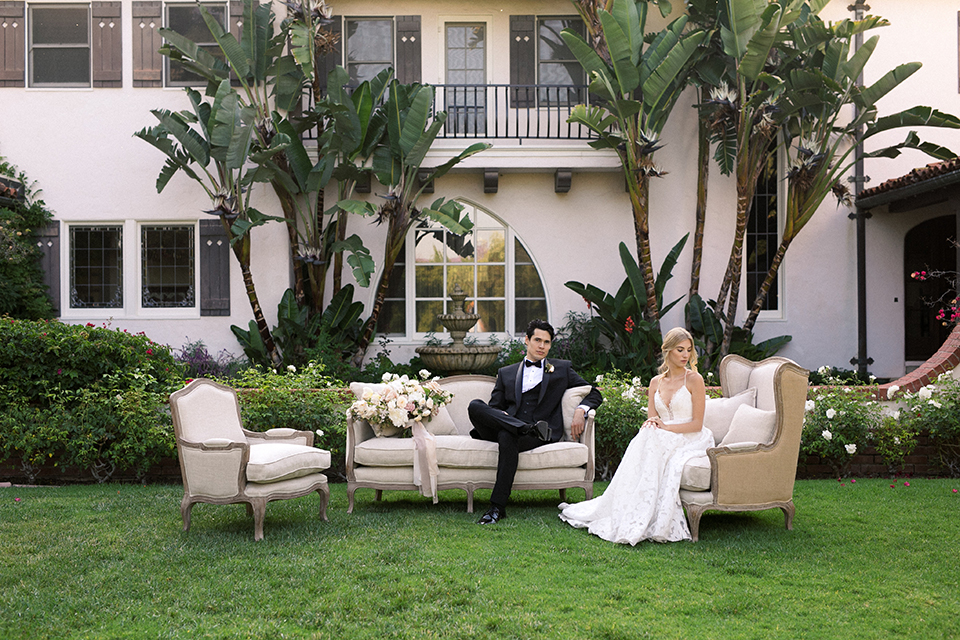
[515,383,541,423]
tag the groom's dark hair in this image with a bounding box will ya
[525,319,555,340]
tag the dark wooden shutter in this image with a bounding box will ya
[319,15,341,94]
[229,0,242,40]
[132,1,162,87]
[36,222,60,316]
[0,1,25,87]
[199,220,230,316]
[92,2,122,87]
[396,15,420,84]
[510,15,536,108]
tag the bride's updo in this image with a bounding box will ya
[657,327,698,375]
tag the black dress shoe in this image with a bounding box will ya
[477,505,507,525]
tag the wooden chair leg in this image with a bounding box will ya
[559,488,567,503]
[181,496,194,532]
[684,505,704,542]
[347,486,356,514]
[375,489,383,502]
[250,499,267,541]
[317,486,330,522]
[781,502,795,531]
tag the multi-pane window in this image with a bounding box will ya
[165,2,227,86]
[141,225,195,308]
[445,23,485,135]
[345,18,393,85]
[29,4,90,87]
[70,226,122,308]
[538,17,585,105]
[378,204,547,337]
[746,151,780,312]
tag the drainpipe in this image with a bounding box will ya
[848,1,873,378]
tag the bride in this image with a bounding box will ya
[559,327,713,544]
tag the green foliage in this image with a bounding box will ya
[566,237,688,381]
[801,388,881,476]
[899,375,960,476]
[0,319,183,481]
[591,372,650,480]
[873,414,918,474]
[0,158,55,320]
[227,365,349,479]
[685,293,791,373]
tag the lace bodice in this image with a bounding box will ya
[654,378,693,425]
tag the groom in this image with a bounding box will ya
[468,319,603,524]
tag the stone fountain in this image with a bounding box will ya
[416,285,501,375]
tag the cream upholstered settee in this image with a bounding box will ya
[678,355,810,541]
[346,374,597,513]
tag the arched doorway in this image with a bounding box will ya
[904,214,957,362]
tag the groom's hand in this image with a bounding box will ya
[571,408,586,440]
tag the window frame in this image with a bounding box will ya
[536,15,586,107]
[139,223,197,312]
[343,16,395,86]
[163,1,228,88]
[27,2,92,88]
[136,220,200,317]
[65,222,124,316]
[746,143,786,321]
[379,201,549,341]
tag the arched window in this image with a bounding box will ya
[378,201,547,338]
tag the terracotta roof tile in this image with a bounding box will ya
[857,157,960,201]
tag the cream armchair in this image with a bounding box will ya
[680,355,809,541]
[170,379,331,541]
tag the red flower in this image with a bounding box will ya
[146,349,153,356]
[86,323,95,327]
[624,316,635,334]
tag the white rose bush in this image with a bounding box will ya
[899,377,960,475]
[801,387,880,476]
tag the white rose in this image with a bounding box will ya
[595,375,604,384]
[845,443,857,455]
[382,372,392,383]
[892,410,900,421]
[886,385,900,400]
[930,400,943,409]
[826,408,837,419]
[287,364,297,373]
[822,430,833,441]
[419,369,431,379]
[805,400,816,412]
[918,386,933,400]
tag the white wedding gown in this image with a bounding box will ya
[559,379,714,544]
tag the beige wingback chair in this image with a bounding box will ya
[680,355,809,541]
[170,379,331,541]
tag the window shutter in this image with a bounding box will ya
[229,0,242,40]
[319,15,341,94]
[132,1,162,87]
[0,1,25,87]
[199,220,230,316]
[92,2,122,87]
[509,15,536,108]
[36,222,60,316]
[396,15,420,84]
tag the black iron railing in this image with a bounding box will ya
[301,83,596,141]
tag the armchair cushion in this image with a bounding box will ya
[720,404,777,447]
[680,454,711,491]
[702,388,756,441]
[246,443,331,484]
[354,436,589,470]
[562,386,592,441]
[425,406,457,435]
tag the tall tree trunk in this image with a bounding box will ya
[352,208,409,365]
[718,189,750,358]
[689,112,710,308]
[230,232,281,366]
[628,173,661,329]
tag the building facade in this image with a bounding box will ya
[1,0,958,378]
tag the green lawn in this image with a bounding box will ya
[1,478,958,639]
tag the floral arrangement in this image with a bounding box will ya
[347,370,453,435]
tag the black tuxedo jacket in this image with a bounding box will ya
[488,359,603,441]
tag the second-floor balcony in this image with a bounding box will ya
[305,83,598,142]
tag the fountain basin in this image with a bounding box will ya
[416,344,501,375]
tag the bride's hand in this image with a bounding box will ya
[642,417,663,429]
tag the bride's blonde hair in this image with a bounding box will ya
[657,327,698,375]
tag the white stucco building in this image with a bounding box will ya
[1,0,958,378]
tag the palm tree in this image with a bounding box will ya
[562,0,706,330]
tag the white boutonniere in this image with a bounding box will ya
[545,361,554,373]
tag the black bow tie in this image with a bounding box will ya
[524,359,542,368]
